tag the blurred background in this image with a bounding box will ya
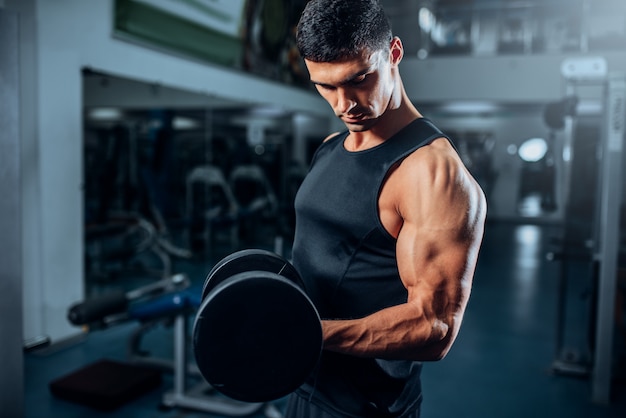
[1,0,626,416]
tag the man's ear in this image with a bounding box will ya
[390,36,404,65]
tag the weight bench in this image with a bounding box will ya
[65,275,283,417]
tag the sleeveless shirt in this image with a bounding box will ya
[291,118,450,417]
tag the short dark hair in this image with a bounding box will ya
[296,0,393,63]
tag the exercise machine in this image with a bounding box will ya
[547,56,625,404]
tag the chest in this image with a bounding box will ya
[298,143,407,241]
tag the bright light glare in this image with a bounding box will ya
[173,116,199,130]
[440,101,499,114]
[518,137,548,162]
[88,108,122,121]
[507,144,518,155]
[515,224,541,246]
[419,7,435,33]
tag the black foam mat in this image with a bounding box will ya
[49,359,162,411]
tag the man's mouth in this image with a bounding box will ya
[342,114,366,123]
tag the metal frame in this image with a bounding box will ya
[592,72,626,404]
[559,57,626,404]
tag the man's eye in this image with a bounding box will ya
[316,84,335,91]
[351,75,367,85]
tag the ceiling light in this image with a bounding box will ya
[173,116,199,130]
[440,101,500,114]
[88,107,122,121]
[518,137,548,162]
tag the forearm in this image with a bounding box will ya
[321,302,455,361]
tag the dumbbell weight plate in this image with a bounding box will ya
[201,249,303,301]
[193,270,322,403]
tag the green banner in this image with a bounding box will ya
[114,0,243,68]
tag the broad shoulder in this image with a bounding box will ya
[398,137,464,184]
[380,136,486,238]
[391,137,484,219]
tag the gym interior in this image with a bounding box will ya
[2,0,626,417]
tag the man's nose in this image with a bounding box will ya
[336,88,356,114]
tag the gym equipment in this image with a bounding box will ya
[200,248,302,301]
[185,165,240,252]
[229,165,278,217]
[84,121,191,282]
[65,273,283,417]
[193,249,322,403]
[68,273,190,327]
[229,165,279,245]
[546,56,625,404]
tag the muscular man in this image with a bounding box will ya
[287,0,487,416]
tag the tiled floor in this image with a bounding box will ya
[24,221,626,417]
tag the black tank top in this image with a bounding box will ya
[292,118,450,417]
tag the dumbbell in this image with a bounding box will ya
[192,249,322,403]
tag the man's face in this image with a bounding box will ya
[304,47,397,132]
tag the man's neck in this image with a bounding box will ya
[345,97,421,152]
